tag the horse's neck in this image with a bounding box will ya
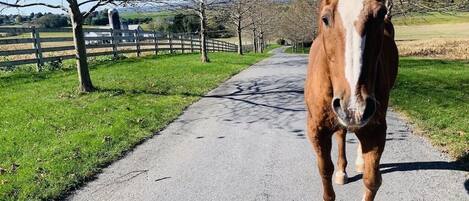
[307,38,333,100]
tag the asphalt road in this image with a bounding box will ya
[69,48,468,201]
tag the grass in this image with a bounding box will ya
[393,14,469,60]
[397,38,469,60]
[393,11,469,26]
[391,57,469,162]
[395,22,469,41]
[285,46,310,54]
[0,51,272,200]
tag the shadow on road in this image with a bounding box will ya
[348,161,469,194]
[465,179,469,195]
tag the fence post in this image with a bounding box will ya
[206,39,210,52]
[111,28,118,59]
[168,34,173,54]
[181,34,185,54]
[211,40,214,52]
[153,31,159,56]
[190,34,194,53]
[30,26,43,71]
[135,29,141,57]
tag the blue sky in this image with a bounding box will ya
[0,0,113,15]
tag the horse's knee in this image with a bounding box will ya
[363,174,382,192]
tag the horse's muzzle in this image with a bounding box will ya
[332,96,377,130]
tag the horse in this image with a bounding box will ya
[304,0,398,200]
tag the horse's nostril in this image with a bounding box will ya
[333,98,341,109]
[332,98,340,108]
[363,98,377,121]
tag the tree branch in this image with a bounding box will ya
[0,0,67,12]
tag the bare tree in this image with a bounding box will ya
[277,0,317,53]
[0,0,133,92]
[250,0,277,53]
[146,0,229,62]
[223,0,255,55]
[393,0,469,16]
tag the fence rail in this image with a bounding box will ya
[0,27,238,70]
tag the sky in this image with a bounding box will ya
[0,0,114,15]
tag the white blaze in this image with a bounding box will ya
[338,0,366,111]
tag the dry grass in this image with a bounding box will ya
[397,39,469,60]
[0,37,179,62]
[395,23,469,41]
[395,22,469,60]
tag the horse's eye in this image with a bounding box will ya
[322,15,330,27]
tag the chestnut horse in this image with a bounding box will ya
[304,0,398,200]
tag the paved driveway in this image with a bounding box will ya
[69,49,468,201]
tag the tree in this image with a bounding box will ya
[277,0,317,53]
[243,0,277,53]
[14,14,22,23]
[33,14,69,28]
[146,0,229,63]
[0,0,134,92]
[224,0,255,55]
[392,0,469,15]
[35,12,43,19]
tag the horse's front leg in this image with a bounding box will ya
[357,124,386,201]
[334,129,348,185]
[309,126,335,201]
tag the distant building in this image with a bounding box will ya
[85,9,147,44]
[124,24,144,32]
[85,31,111,45]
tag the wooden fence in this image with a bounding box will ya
[0,27,238,70]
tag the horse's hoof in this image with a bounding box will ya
[334,171,348,185]
[355,164,364,173]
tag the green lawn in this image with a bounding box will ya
[285,46,310,54]
[0,52,271,200]
[391,58,468,162]
[393,11,469,26]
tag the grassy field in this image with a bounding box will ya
[285,46,310,54]
[393,12,469,26]
[391,58,468,162]
[395,22,469,41]
[0,51,273,200]
[394,12,469,60]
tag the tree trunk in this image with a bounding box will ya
[69,4,94,92]
[199,1,209,63]
[259,31,264,53]
[237,20,243,55]
[252,28,257,53]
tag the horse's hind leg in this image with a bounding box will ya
[334,129,348,185]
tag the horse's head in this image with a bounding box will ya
[319,0,388,130]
